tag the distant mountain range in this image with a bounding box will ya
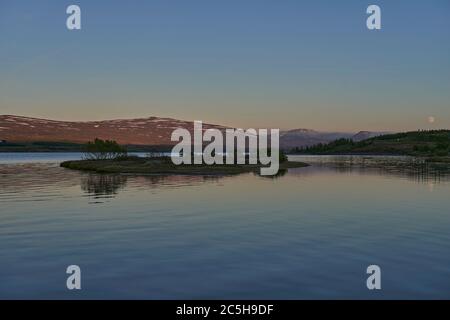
[279,129,388,148]
[0,115,389,149]
[0,115,227,146]
[279,129,352,148]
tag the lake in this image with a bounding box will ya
[1,153,450,299]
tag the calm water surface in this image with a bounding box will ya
[1,153,450,299]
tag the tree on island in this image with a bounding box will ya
[83,138,127,160]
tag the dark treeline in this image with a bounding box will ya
[290,130,450,156]
[0,140,174,153]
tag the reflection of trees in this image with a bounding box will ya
[81,174,128,196]
[80,173,227,197]
[254,169,287,179]
[335,161,449,183]
[131,174,223,190]
[288,158,450,184]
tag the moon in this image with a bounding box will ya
[428,116,435,124]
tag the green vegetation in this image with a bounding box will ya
[61,155,307,176]
[61,142,297,175]
[279,149,288,163]
[83,138,127,160]
[291,130,450,157]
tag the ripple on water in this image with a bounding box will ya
[1,157,450,299]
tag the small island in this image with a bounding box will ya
[61,156,308,175]
[55,130,450,174]
[60,139,308,175]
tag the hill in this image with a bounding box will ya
[0,115,227,146]
[279,129,353,148]
[1,114,388,151]
[351,130,389,141]
[293,130,450,157]
[279,129,388,148]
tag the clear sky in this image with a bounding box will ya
[1,0,449,131]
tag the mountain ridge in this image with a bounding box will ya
[0,114,389,148]
[0,115,227,146]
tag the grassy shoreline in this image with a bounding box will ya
[60,156,309,175]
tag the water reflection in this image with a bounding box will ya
[81,174,128,197]
[0,163,83,203]
[1,156,449,203]
[78,156,450,199]
[79,172,227,200]
[2,155,450,299]
[79,170,288,199]
[254,168,288,179]
[289,155,450,184]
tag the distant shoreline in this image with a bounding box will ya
[0,142,173,153]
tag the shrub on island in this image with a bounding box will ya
[83,138,127,160]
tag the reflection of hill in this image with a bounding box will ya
[0,163,82,193]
